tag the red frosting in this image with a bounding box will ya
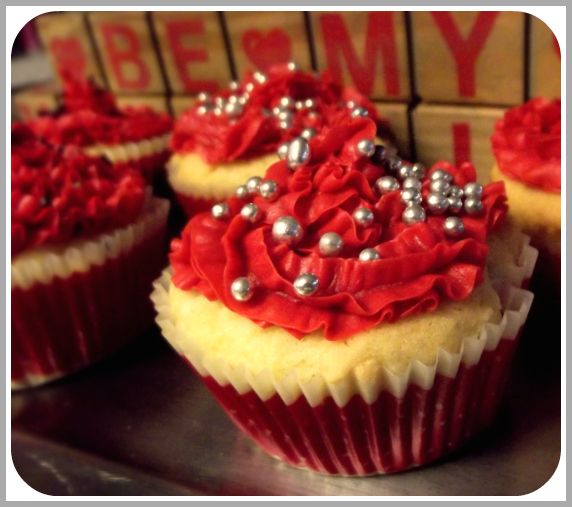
[170,118,507,340]
[29,76,172,147]
[492,98,561,193]
[12,136,146,257]
[171,64,391,164]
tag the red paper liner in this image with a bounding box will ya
[11,213,168,389]
[197,334,520,476]
[174,191,216,218]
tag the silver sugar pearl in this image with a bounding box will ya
[213,106,223,116]
[277,141,290,160]
[215,96,225,106]
[398,163,415,180]
[352,207,374,227]
[259,180,279,201]
[351,106,369,118]
[356,139,375,157]
[196,105,210,115]
[235,185,249,199]
[402,203,426,224]
[426,193,449,214]
[227,95,239,104]
[319,232,344,256]
[402,177,422,191]
[279,96,294,109]
[358,248,380,262]
[272,216,304,245]
[448,185,464,199]
[246,176,262,195]
[230,276,254,301]
[287,137,311,169]
[224,102,244,117]
[229,80,240,91]
[279,119,293,130]
[387,155,403,172]
[303,98,316,109]
[238,95,248,106]
[443,216,465,238]
[240,203,261,222]
[293,273,319,297]
[295,100,304,110]
[287,61,298,71]
[400,188,422,205]
[211,202,230,220]
[464,182,484,199]
[346,100,356,109]
[197,91,210,102]
[253,71,267,84]
[277,109,293,122]
[430,169,453,182]
[464,197,484,215]
[430,179,451,195]
[301,127,317,140]
[411,163,426,179]
[245,82,255,93]
[448,196,463,213]
[272,106,285,116]
[376,175,400,195]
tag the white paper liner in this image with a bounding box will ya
[83,134,171,164]
[12,198,170,290]
[152,245,536,408]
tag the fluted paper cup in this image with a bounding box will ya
[11,198,170,389]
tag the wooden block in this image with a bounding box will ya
[374,102,411,158]
[89,12,165,94]
[170,96,196,118]
[309,12,410,101]
[35,12,104,86]
[529,15,561,98]
[412,12,524,106]
[13,86,58,121]
[115,94,169,113]
[412,103,506,182]
[152,12,231,95]
[225,12,312,75]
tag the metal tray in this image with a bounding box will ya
[11,288,560,496]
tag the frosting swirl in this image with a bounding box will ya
[171,63,391,164]
[11,135,146,257]
[492,98,561,193]
[30,76,172,147]
[170,118,507,340]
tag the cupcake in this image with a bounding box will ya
[491,98,561,282]
[153,118,536,475]
[11,124,170,389]
[168,62,395,217]
[30,75,173,188]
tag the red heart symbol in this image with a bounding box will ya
[49,37,87,80]
[242,29,292,71]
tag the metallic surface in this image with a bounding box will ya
[11,285,560,496]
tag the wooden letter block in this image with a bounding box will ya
[35,12,104,86]
[152,12,231,94]
[89,12,165,94]
[115,94,169,113]
[412,104,506,182]
[310,12,410,101]
[13,86,58,121]
[412,12,524,106]
[170,96,196,118]
[529,15,561,98]
[225,12,312,75]
[374,102,411,158]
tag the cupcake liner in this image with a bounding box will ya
[153,238,535,476]
[11,198,170,389]
[173,191,216,218]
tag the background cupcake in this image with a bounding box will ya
[491,98,560,283]
[12,125,170,389]
[29,74,173,189]
[168,62,395,217]
[154,118,536,475]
